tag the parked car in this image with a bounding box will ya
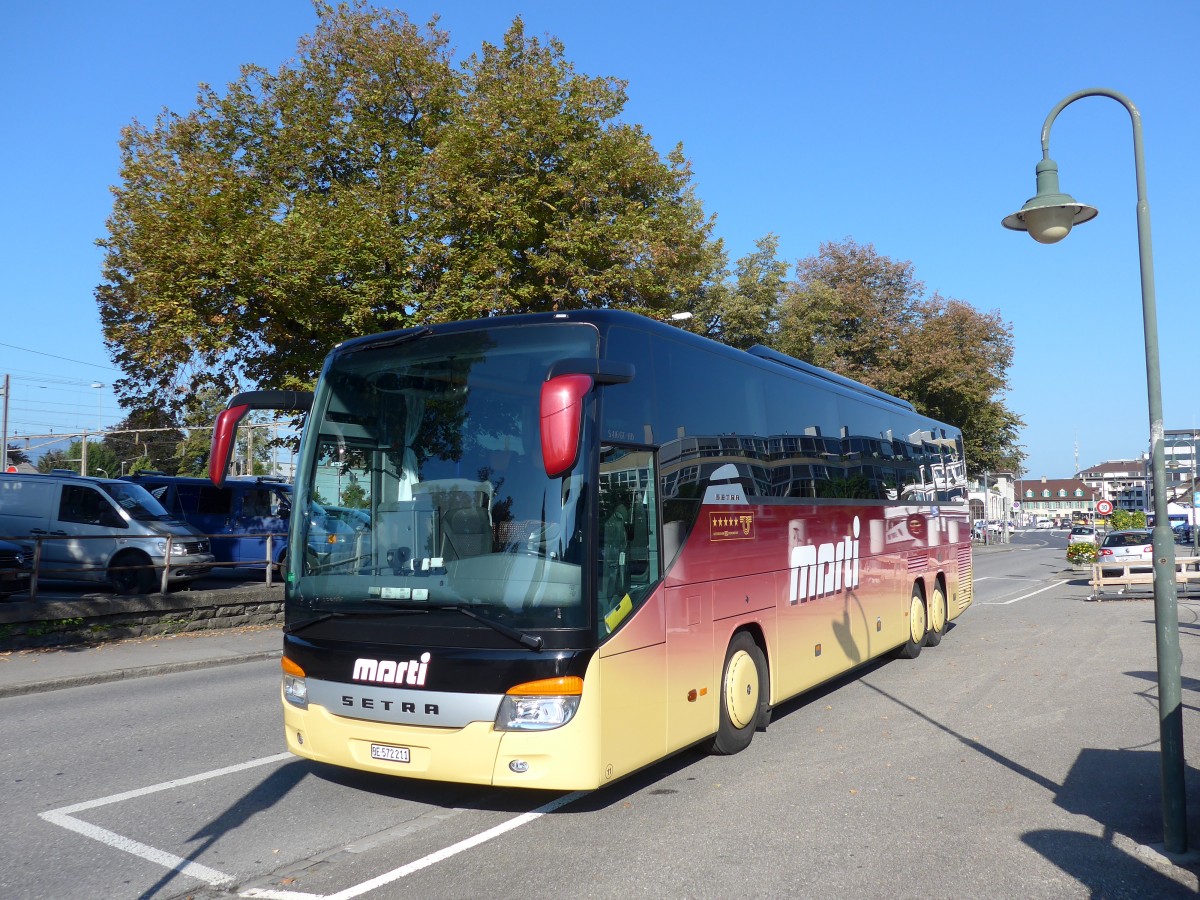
[1068,525,1097,545]
[323,505,371,533]
[0,472,213,593]
[123,474,357,572]
[1098,529,1154,576]
[0,538,33,600]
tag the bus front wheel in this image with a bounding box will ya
[925,583,948,647]
[898,585,928,659]
[709,632,768,756]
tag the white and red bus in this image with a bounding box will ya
[210,310,972,790]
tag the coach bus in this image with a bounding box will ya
[209,309,972,790]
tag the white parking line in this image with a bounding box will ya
[40,750,590,899]
[980,580,1066,605]
[277,790,589,900]
[39,753,292,888]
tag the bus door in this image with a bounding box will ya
[595,447,669,780]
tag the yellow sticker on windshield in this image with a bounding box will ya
[604,594,633,633]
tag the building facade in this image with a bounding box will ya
[1015,477,1100,525]
[1078,458,1147,512]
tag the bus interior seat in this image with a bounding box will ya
[375,497,435,572]
[440,504,492,559]
[411,480,494,560]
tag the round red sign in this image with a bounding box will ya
[1096,500,1114,516]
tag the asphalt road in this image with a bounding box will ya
[4,533,1200,899]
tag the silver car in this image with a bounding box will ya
[1098,529,1153,576]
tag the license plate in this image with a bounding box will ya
[370,743,411,763]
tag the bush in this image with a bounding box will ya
[1067,542,1098,565]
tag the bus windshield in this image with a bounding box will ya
[292,323,597,631]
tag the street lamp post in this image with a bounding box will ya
[1002,88,1187,855]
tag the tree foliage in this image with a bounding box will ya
[1109,509,1147,531]
[103,408,185,475]
[691,233,785,350]
[97,2,722,415]
[775,238,1024,473]
[36,440,121,478]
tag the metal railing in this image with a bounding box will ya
[1,532,282,602]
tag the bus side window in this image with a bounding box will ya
[597,446,660,637]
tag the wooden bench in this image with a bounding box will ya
[1090,555,1200,599]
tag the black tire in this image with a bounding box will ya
[277,547,319,577]
[109,551,156,595]
[897,584,928,659]
[925,583,947,647]
[709,632,769,756]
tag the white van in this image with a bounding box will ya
[0,472,215,593]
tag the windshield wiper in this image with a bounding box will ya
[443,604,544,651]
[367,599,543,650]
[284,612,344,635]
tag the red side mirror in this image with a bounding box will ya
[209,404,251,487]
[540,374,592,477]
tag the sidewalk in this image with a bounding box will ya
[0,624,282,699]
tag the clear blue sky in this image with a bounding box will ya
[2,1,1197,479]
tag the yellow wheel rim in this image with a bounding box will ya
[909,594,926,644]
[725,649,759,729]
[930,587,946,634]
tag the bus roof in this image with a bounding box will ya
[332,309,927,421]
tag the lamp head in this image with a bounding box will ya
[1001,156,1097,243]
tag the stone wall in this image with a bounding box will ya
[0,585,284,651]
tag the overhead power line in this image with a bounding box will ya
[0,341,119,371]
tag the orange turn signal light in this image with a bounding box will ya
[506,676,583,696]
[282,657,306,678]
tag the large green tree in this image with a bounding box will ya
[96,2,722,415]
[690,233,786,350]
[775,238,1024,473]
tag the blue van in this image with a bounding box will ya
[123,474,355,571]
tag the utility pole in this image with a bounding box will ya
[1,373,9,470]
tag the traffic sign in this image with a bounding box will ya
[1096,500,1114,516]
[4,466,15,474]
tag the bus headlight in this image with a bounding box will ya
[282,657,308,709]
[494,676,583,732]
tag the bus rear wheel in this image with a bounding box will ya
[709,632,768,756]
[925,583,948,647]
[898,585,928,659]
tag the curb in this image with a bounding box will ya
[0,648,282,700]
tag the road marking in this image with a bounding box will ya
[312,790,588,900]
[40,753,292,889]
[981,580,1067,605]
[41,750,589,899]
